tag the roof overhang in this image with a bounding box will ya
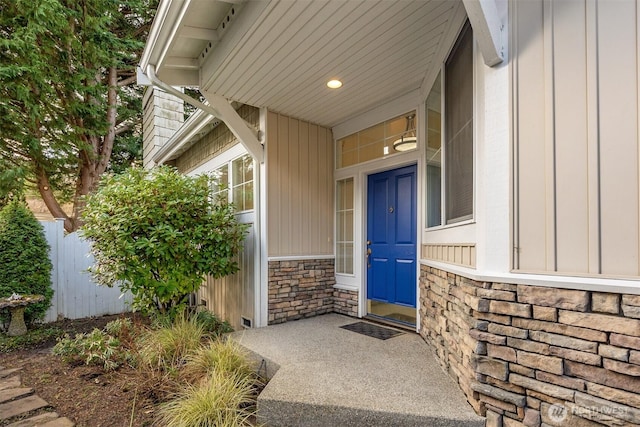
[140,0,505,129]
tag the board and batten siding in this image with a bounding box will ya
[512,0,640,277]
[267,112,334,257]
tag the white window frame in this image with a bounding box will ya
[425,20,476,232]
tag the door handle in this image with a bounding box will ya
[366,247,372,268]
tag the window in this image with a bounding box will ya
[426,21,473,227]
[211,164,229,201]
[336,178,354,274]
[211,154,254,212]
[232,155,254,211]
[336,112,417,168]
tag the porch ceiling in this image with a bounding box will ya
[144,0,466,128]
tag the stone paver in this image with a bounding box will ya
[6,412,59,427]
[0,388,33,404]
[0,376,21,391]
[0,395,49,420]
[0,368,22,379]
[0,368,74,427]
[39,417,75,427]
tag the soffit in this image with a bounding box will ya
[152,0,464,128]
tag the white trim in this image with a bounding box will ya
[259,107,269,327]
[333,283,359,292]
[201,90,264,163]
[153,109,215,165]
[421,260,640,296]
[462,0,505,66]
[187,143,246,176]
[332,90,422,141]
[267,255,335,262]
[144,66,264,163]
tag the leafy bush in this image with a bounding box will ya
[0,201,53,324]
[81,166,248,318]
[181,339,255,385]
[193,310,233,337]
[104,317,134,337]
[156,370,256,427]
[137,316,206,371]
[53,328,128,371]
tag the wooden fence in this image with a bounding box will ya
[41,220,131,322]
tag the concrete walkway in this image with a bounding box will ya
[0,366,73,427]
[232,314,485,427]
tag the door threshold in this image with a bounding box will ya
[363,314,416,332]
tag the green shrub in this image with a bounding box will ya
[137,316,206,372]
[104,317,134,337]
[53,328,129,371]
[81,166,248,318]
[181,339,255,385]
[0,201,53,324]
[193,310,233,337]
[156,370,256,427]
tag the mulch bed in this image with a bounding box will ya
[0,314,156,427]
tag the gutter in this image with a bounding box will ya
[152,109,215,165]
[141,65,264,163]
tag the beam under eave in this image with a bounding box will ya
[462,0,504,67]
[145,66,264,163]
[201,90,264,163]
[179,25,219,41]
[165,56,199,70]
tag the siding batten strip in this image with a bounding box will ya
[585,0,602,274]
[510,0,520,271]
[637,0,640,275]
[543,0,557,271]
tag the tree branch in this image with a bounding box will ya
[117,75,137,87]
[115,123,133,136]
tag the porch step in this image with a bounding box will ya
[258,395,484,427]
[233,314,485,427]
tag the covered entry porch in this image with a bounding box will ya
[232,314,484,426]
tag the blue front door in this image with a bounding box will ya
[366,165,417,308]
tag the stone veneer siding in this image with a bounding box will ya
[268,259,335,324]
[420,265,640,427]
[333,288,358,317]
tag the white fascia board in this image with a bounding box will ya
[140,0,189,72]
[462,0,505,67]
[153,109,214,164]
[201,90,264,163]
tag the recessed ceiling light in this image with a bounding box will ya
[327,79,342,89]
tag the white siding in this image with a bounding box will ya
[512,0,640,277]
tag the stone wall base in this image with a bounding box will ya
[268,259,336,324]
[333,288,358,317]
[420,265,640,427]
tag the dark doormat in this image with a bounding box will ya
[340,321,405,340]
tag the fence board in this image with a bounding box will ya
[41,220,130,322]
